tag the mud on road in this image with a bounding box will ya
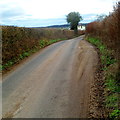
[2,36,98,118]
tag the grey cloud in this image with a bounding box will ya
[2,17,67,27]
[1,14,97,27]
[1,7,25,19]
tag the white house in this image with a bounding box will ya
[78,23,87,30]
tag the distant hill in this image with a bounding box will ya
[46,24,69,28]
[41,23,89,28]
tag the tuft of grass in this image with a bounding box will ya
[110,109,120,119]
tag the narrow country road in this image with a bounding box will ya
[2,36,98,118]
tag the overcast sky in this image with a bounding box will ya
[0,0,117,27]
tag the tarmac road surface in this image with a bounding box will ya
[2,36,98,118]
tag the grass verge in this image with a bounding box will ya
[86,36,120,119]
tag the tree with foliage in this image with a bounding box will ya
[66,12,82,34]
